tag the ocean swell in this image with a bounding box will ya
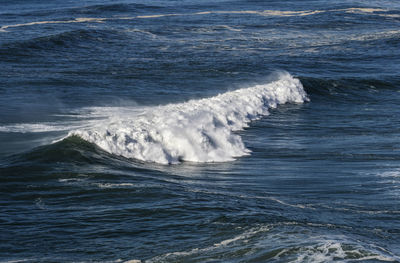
[69,72,308,164]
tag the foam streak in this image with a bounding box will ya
[0,8,392,32]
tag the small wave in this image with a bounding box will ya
[0,122,83,133]
[1,7,395,32]
[146,225,399,263]
[0,29,122,60]
[147,225,271,262]
[0,260,33,263]
[68,72,308,164]
[72,3,161,14]
[300,77,398,101]
[0,28,120,57]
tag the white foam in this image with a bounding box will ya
[341,8,387,14]
[285,240,398,263]
[68,72,308,164]
[94,183,135,189]
[218,25,242,32]
[379,169,400,178]
[0,17,106,31]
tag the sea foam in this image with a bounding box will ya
[69,72,308,164]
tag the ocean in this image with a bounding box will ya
[1,0,399,262]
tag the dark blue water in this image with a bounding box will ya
[1,0,400,262]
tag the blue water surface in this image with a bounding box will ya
[1,0,400,262]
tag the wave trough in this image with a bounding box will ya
[69,72,308,164]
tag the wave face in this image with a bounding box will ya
[69,72,308,164]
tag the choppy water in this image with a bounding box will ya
[1,0,400,262]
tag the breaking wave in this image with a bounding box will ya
[68,72,308,164]
[146,223,399,263]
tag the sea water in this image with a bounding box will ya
[1,0,399,262]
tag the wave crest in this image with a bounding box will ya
[69,72,308,164]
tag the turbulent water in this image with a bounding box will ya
[1,0,400,262]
